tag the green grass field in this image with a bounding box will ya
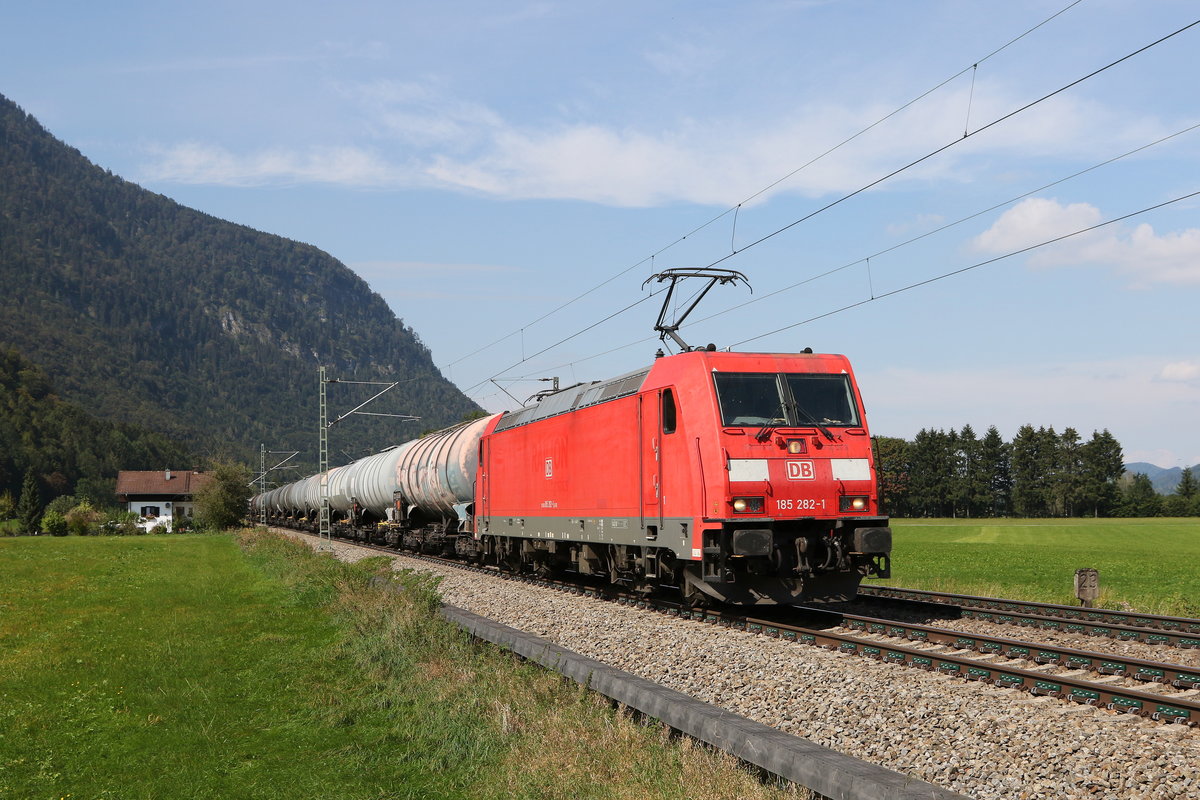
[869,517,1200,617]
[0,533,800,800]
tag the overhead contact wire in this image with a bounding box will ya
[731,189,1200,347]
[462,290,664,396]
[445,0,1088,373]
[688,120,1200,326]
[468,9,1197,394]
[704,17,1200,271]
[523,120,1200,381]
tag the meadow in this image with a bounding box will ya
[0,533,801,800]
[872,518,1200,617]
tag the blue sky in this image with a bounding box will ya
[3,1,1199,468]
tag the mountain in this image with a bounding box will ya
[0,93,480,471]
[1124,462,1200,495]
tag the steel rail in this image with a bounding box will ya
[682,607,1200,726]
[791,605,1200,692]
[858,584,1200,635]
[850,592,1200,649]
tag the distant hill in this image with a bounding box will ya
[1124,462,1200,495]
[0,93,480,470]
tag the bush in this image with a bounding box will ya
[194,461,253,531]
[100,511,140,536]
[41,509,69,536]
[65,501,102,536]
[44,495,79,516]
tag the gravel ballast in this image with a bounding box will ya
[294,533,1200,800]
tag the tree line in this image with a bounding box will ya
[875,425,1200,518]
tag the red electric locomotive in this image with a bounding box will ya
[471,347,891,604]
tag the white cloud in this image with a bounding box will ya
[1160,361,1200,382]
[139,76,1186,209]
[143,141,409,187]
[345,79,506,150]
[971,197,1102,252]
[972,197,1200,286]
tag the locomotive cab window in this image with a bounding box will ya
[714,372,859,428]
[784,374,860,426]
[661,388,677,434]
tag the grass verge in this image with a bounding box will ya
[870,517,1200,617]
[0,531,805,800]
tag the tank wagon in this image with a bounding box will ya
[252,349,892,604]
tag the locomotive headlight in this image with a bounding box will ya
[786,438,805,454]
[839,496,869,512]
[731,497,764,513]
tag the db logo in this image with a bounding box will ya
[786,460,815,480]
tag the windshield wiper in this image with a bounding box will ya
[782,386,836,442]
[755,400,790,442]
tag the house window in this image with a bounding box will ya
[140,506,161,518]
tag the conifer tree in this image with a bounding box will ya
[16,468,41,535]
[1120,473,1161,517]
[1177,466,1197,500]
[979,426,1011,516]
[873,436,911,516]
[1080,430,1124,517]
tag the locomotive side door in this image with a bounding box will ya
[476,437,489,536]
[638,392,662,535]
[657,386,681,522]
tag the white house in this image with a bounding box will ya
[114,469,212,520]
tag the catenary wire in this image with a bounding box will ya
[443,0,1090,372]
[730,189,1200,347]
[460,21,1200,400]
[690,121,1200,326]
[459,290,665,395]
[487,122,1200,390]
[703,17,1200,272]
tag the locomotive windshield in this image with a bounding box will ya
[713,372,860,428]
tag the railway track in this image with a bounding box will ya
[297,529,1199,726]
[799,606,1200,691]
[859,584,1200,645]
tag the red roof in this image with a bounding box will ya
[115,470,213,498]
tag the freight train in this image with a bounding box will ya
[251,348,892,605]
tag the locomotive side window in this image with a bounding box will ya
[714,372,859,427]
[662,388,677,434]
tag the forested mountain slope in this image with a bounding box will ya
[0,93,480,465]
[0,348,189,503]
